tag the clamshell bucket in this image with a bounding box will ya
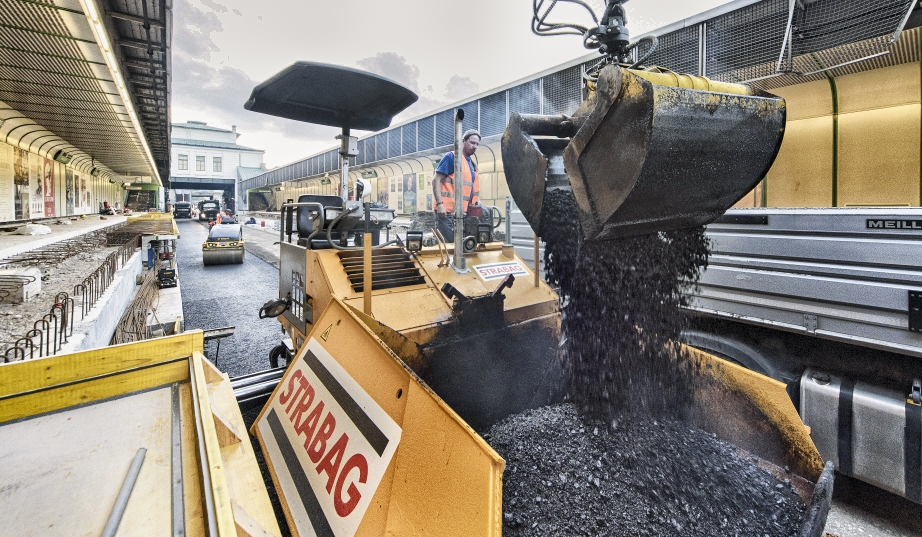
[502,64,786,240]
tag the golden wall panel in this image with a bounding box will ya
[838,104,920,206]
[836,62,920,114]
[766,116,834,207]
[770,79,833,121]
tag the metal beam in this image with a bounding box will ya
[118,37,165,52]
[107,10,165,28]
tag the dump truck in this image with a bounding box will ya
[677,208,922,504]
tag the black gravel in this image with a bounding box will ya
[494,188,808,534]
[488,404,808,536]
[175,220,283,377]
[542,187,708,420]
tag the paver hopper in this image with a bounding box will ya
[502,64,786,240]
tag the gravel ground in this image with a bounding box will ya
[0,246,120,351]
[175,219,282,377]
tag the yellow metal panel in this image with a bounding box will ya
[0,330,202,397]
[838,104,920,206]
[381,381,503,537]
[180,381,207,537]
[769,79,832,121]
[836,62,921,114]
[253,299,503,536]
[205,360,283,536]
[343,288,452,332]
[684,344,824,482]
[0,359,188,423]
[766,116,834,207]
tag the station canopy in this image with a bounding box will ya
[0,0,171,185]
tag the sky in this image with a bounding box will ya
[170,0,733,168]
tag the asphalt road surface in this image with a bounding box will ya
[175,219,282,377]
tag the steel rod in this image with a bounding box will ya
[101,447,147,537]
[453,109,467,272]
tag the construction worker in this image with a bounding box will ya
[432,129,480,242]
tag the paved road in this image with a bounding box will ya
[176,219,282,377]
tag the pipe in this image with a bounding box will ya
[533,234,540,287]
[453,109,467,273]
[504,197,512,247]
[101,448,147,537]
[363,203,373,315]
[339,128,351,200]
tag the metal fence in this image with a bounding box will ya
[239,0,917,193]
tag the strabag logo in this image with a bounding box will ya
[257,338,401,537]
[472,260,529,281]
[866,219,922,230]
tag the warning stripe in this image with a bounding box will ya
[303,350,390,456]
[267,409,335,537]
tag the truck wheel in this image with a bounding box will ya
[680,329,787,381]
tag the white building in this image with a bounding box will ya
[169,121,265,208]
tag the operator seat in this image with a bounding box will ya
[296,194,349,249]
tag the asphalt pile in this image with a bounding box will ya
[487,188,808,535]
[487,404,808,536]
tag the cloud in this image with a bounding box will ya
[171,54,338,143]
[356,52,421,93]
[173,0,223,60]
[170,0,340,163]
[199,0,228,13]
[443,75,479,101]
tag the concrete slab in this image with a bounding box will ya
[58,251,143,354]
[0,267,41,303]
[0,215,127,261]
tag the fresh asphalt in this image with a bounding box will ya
[175,219,283,378]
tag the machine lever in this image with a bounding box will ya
[490,274,515,297]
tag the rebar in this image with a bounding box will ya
[1,232,143,362]
[110,262,161,345]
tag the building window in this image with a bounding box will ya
[213,157,222,172]
[178,154,188,170]
[196,156,205,171]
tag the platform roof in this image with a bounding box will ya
[0,0,171,186]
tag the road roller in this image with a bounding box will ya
[202,223,245,265]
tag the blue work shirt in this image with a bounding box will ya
[436,152,477,181]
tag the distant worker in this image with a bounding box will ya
[432,129,480,242]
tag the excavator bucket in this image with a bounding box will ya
[502,64,786,240]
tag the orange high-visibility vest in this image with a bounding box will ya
[436,152,480,213]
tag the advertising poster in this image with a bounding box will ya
[418,173,426,190]
[65,167,74,215]
[74,173,81,209]
[81,176,89,209]
[376,177,387,205]
[13,148,30,220]
[30,155,42,217]
[43,157,55,217]
[0,144,13,221]
[402,173,416,214]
